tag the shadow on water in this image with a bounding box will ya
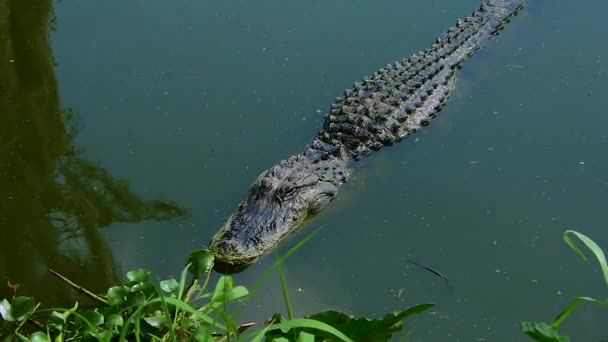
[0,0,188,314]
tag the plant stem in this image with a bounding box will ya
[277,263,294,320]
[13,303,41,335]
[49,269,108,305]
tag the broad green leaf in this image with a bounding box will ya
[107,286,130,306]
[127,269,151,283]
[263,304,434,342]
[131,282,157,298]
[106,314,124,328]
[521,321,570,342]
[319,305,433,341]
[29,332,51,342]
[209,276,248,305]
[160,279,179,293]
[126,291,147,307]
[211,276,233,302]
[0,296,35,322]
[96,330,112,341]
[143,315,167,328]
[0,299,13,321]
[272,338,290,342]
[188,249,215,279]
[563,230,608,287]
[82,310,105,327]
[225,286,249,302]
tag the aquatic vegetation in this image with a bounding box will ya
[0,235,432,341]
[521,230,608,342]
[2,229,607,341]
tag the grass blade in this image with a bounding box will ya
[249,318,354,342]
[160,297,227,331]
[157,289,178,342]
[277,262,294,320]
[563,230,608,287]
[551,296,608,328]
[230,227,323,319]
[243,226,323,307]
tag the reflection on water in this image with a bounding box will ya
[0,0,187,311]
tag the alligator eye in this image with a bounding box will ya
[309,193,332,213]
[279,184,304,199]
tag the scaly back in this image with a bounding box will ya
[317,0,523,159]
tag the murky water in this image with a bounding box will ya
[2,0,607,340]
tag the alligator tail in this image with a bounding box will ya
[317,0,524,159]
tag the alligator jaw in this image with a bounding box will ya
[209,149,348,273]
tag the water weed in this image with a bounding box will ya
[521,230,608,342]
[0,230,432,341]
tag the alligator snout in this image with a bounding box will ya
[210,239,237,255]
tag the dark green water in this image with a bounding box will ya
[2,0,608,340]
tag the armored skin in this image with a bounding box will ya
[210,0,524,272]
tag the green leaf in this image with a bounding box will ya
[550,296,608,328]
[272,338,290,342]
[154,296,226,331]
[311,304,434,342]
[563,230,608,287]
[188,249,215,279]
[194,326,215,342]
[0,297,35,322]
[131,282,157,298]
[29,332,51,342]
[82,310,105,327]
[521,321,570,342]
[211,276,232,302]
[251,318,354,342]
[106,314,124,328]
[46,311,66,332]
[14,333,28,342]
[209,276,248,304]
[126,291,147,307]
[160,279,179,294]
[226,286,249,302]
[127,269,151,283]
[262,304,434,342]
[143,315,167,329]
[107,286,130,306]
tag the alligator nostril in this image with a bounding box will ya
[213,240,237,254]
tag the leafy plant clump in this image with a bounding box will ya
[521,230,608,342]
[0,244,433,341]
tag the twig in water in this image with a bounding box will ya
[49,269,108,305]
[407,259,453,291]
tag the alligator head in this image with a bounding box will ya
[210,145,349,273]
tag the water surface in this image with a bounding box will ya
[2,0,608,340]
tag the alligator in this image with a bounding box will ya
[210,0,523,273]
